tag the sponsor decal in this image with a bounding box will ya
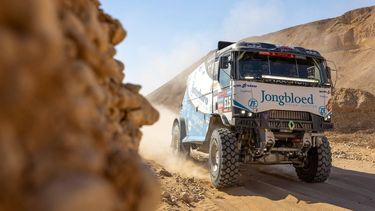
[260,90,314,106]
[319,106,329,116]
[233,81,330,116]
[319,90,331,94]
[191,87,208,104]
[242,83,257,88]
[218,90,232,112]
[248,98,258,109]
[233,83,257,88]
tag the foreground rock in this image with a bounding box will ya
[0,0,159,210]
[147,161,209,210]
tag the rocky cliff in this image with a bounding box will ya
[0,0,159,210]
[332,88,375,132]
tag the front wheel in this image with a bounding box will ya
[209,128,240,188]
[295,136,332,183]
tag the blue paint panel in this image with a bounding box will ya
[180,90,209,143]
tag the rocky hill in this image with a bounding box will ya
[148,6,375,107]
[332,88,375,132]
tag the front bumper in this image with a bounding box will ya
[233,110,333,132]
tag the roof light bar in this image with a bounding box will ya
[262,75,319,83]
[258,51,296,59]
[244,76,255,80]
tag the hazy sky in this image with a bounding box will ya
[101,0,375,95]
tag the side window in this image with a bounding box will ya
[206,56,215,79]
[219,55,231,88]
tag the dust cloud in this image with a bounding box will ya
[140,106,209,180]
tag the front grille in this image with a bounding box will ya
[268,110,311,121]
[269,121,312,130]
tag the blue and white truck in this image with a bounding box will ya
[172,41,334,188]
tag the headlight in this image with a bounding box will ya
[324,115,331,121]
[233,107,254,117]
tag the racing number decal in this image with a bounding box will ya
[223,95,232,110]
[217,90,232,113]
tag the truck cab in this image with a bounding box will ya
[172,41,334,188]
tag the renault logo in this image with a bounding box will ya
[288,120,295,130]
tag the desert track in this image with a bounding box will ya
[197,160,375,211]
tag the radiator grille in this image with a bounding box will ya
[269,121,312,130]
[268,110,311,121]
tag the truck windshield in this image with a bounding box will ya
[237,52,328,83]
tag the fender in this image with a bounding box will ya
[199,114,232,153]
[205,114,231,141]
[219,114,231,126]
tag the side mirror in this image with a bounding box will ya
[327,66,337,88]
[326,67,332,79]
[326,60,338,88]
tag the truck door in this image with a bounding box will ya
[213,53,233,121]
[181,55,215,143]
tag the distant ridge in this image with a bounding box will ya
[148,6,375,112]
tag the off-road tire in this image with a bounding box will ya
[295,136,331,183]
[171,123,190,158]
[209,128,240,188]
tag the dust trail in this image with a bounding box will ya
[139,105,209,180]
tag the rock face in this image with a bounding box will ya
[332,88,375,132]
[0,0,159,210]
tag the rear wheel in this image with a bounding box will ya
[171,123,190,158]
[295,136,332,183]
[209,128,240,188]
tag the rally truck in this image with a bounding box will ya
[171,41,334,188]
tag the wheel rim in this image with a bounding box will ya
[210,139,219,174]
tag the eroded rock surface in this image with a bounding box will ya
[0,0,159,210]
[332,88,375,132]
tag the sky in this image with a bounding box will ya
[101,0,375,95]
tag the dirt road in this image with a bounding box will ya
[141,106,375,210]
[150,157,375,210]
[198,159,375,211]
